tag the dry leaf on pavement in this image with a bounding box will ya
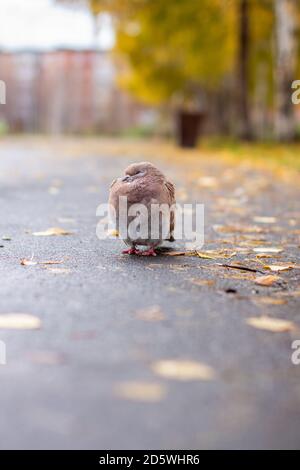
[253,247,283,254]
[196,252,215,260]
[162,251,190,256]
[40,260,64,265]
[252,297,287,306]
[263,264,293,272]
[134,305,165,322]
[0,313,41,329]
[246,315,296,332]
[254,275,280,286]
[253,216,277,224]
[106,229,119,237]
[255,254,278,259]
[189,278,215,287]
[214,224,264,234]
[152,359,216,381]
[196,250,237,260]
[33,227,73,236]
[160,250,197,256]
[20,258,63,266]
[20,258,37,266]
[114,381,166,402]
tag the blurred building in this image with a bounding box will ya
[0,49,152,134]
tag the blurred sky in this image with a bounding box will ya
[0,0,115,51]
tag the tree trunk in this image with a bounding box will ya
[275,0,297,141]
[239,0,252,140]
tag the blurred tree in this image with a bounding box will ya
[248,0,275,139]
[238,0,252,139]
[115,0,236,107]
[274,0,298,141]
[59,0,300,143]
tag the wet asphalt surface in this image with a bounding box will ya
[0,137,300,449]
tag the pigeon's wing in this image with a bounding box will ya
[165,180,176,241]
[165,181,175,202]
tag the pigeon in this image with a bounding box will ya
[109,162,176,256]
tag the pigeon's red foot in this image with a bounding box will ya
[122,247,137,255]
[141,247,157,256]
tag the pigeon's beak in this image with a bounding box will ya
[121,175,131,182]
[121,171,145,182]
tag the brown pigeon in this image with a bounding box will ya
[109,162,176,256]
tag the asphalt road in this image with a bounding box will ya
[0,137,299,449]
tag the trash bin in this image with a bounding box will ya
[177,110,205,148]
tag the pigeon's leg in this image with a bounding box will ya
[141,246,157,256]
[122,246,137,255]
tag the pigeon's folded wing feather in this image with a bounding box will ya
[165,181,175,202]
[165,181,176,241]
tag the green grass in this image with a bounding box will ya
[200,137,300,172]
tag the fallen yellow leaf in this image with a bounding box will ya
[246,315,296,332]
[189,278,215,287]
[20,258,37,266]
[0,313,41,329]
[196,252,215,259]
[114,381,166,402]
[254,275,280,286]
[197,250,236,260]
[264,264,293,272]
[33,227,72,236]
[162,251,190,256]
[134,306,165,322]
[214,224,264,234]
[152,359,216,381]
[40,260,64,265]
[253,247,283,254]
[252,297,287,306]
[253,216,277,224]
[106,229,119,237]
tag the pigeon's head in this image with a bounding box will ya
[121,162,163,182]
